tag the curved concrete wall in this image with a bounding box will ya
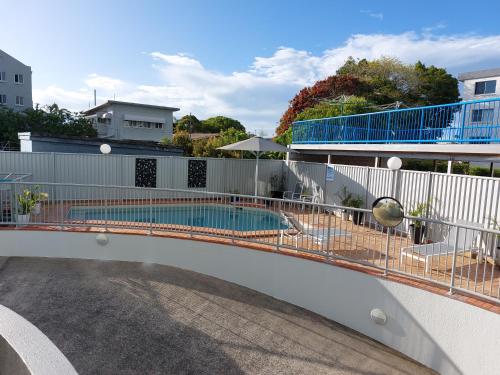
[0,304,77,375]
[2,230,499,375]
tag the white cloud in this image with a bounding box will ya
[33,31,500,134]
[85,73,125,91]
[361,10,384,21]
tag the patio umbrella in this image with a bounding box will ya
[217,136,294,196]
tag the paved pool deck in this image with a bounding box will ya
[0,257,435,374]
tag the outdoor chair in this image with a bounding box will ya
[283,182,304,200]
[280,212,350,249]
[400,219,483,273]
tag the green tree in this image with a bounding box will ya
[277,74,368,134]
[414,61,460,105]
[200,116,245,133]
[336,57,459,106]
[165,130,193,156]
[175,115,202,133]
[295,96,373,121]
[336,57,419,104]
[278,57,460,139]
[192,128,249,158]
[0,104,96,148]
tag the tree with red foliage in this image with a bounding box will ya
[276,74,369,135]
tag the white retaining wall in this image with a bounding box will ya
[2,230,499,375]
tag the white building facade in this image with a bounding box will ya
[459,68,500,101]
[0,49,33,111]
[83,100,179,142]
[458,68,500,142]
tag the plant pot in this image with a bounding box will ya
[352,211,364,225]
[33,202,41,215]
[16,213,31,225]
[270,190,284,199]
[409,224,426,244]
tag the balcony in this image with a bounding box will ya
[292,98,500,145]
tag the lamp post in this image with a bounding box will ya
[100,144,111,230]
[384,157,402,275]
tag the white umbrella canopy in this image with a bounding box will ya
[218,136,293,196]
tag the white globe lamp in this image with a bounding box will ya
[387,157,402,170]
[100,143,111,155]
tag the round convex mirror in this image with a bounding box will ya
[371,197,404,228]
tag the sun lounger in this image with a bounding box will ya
[400,219,482,273]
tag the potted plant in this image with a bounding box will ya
[30,186,48,215]
[337,186,353,220]
[348,195,364,225]
[16,189,36,224]
[270,174,286,199]
[408,202,429,244]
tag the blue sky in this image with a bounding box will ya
[3,0,500,134]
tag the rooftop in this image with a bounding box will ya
[458,68,500,81]
[83,100,180,115]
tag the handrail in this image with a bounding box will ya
[292,97,500,144]
[8,181,500,236]
[293,97,500,123]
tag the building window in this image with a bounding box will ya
[15,96,24,106]
[0,72,5,82]
[97,117,111,124]
[474,80,496,95]
[14,74,24,84]
[123,120,164,129]
[471,108,494,122]
[0,94,6,104]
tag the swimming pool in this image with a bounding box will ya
[68,204,290,231]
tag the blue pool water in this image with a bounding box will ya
[68,204,290,231]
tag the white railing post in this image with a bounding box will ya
[326,209,333,262]
[190,195,194,238]
[232,200,236,244]
[104,187,108,232]
[275,200,281,252]
[149,190,153,235]
[59,185,64,230]
[448,225,460,294]
[11,183,17,226]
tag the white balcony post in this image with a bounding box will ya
[447,160,453,174]
[449,226,460,294]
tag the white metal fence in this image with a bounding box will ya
[0,151,283,196]
[2,151,499,238]
[286,161,500,233]
[2,181,499,302]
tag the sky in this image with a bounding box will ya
[2,0,500,135]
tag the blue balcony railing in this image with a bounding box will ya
[292,98,500,144]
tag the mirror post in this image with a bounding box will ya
[384,228,390,275]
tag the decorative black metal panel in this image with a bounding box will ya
[188,160,207,188]
[135,158,157,188]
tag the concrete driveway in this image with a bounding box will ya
[0,257,435,375]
